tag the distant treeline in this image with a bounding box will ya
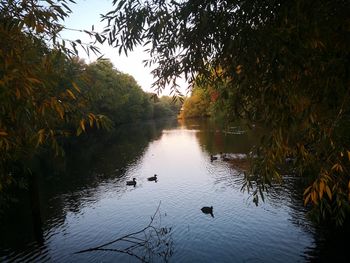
[179,84,223,120]
[73,58,182,125]
[0,25,180,194]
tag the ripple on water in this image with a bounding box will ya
[0,121,320,262]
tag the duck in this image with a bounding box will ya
[147,174,157,181]
[126,178,136,186]
[222,155,230,162]
[201,206,214,217]
[220,152,230,161]
[210,155,218,161]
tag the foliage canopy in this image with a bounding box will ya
[0,0,180,197]
[0,0,111,195]
[102,0,350,225]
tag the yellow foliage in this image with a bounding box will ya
[311,190,317,204]
[76,127,83,136]
[303,172,335,206]
[80,119,86,131]
[15,88,21,99]
[0,130,8,136]
[37,129,45,146]
[303,185,312,196]
[55,103,65,119]
[319,180,325,199]
[304,194,310,206]
[72,82,81,93]
[27,77,42,84]
[331,163,343,173]
[88,113,95,127]
[236,65,242,74]
[325,185,332,200]
[66,89,76,100]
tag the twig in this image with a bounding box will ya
[74,202,172,263]
[76,202,161,253]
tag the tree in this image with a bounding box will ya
[83,59,154,124]
[153,96,182,118]
[0,0,108,192]
[101,0,350,225]
[182,88,211,118]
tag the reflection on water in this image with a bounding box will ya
[75,202,174,262]
[0,118,347,262]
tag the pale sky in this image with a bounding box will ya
[61,0,188,96]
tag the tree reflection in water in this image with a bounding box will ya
[75,203,173,263]
[180,118,350,261]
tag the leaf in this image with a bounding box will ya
[80,119,86,131]
[311,191,317,204]
[76,126,83,136]
[325,185,332,200]
[0,131,8,136]
[27,77,42,84]
[304,194,310,206]
[62,3,72,13]
[117,0,127,10]
[37,129,45,145]
[56,104,64,119]
[15,88,21,99]
[331,163,343,173]
[72,82,81,93]
[319,181,325,199]
[66,89,76,99]
[95,33,103,44]
[303,185,312,196]
[88,113,94,127]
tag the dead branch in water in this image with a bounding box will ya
[75,202,173,262]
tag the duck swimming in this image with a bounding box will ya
[210,155,218,161]
[201,206,214,217]
[126,178,136,186]
[222,155,230,161]
[220,152,230,161]
[147,174,157,181]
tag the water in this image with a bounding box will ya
[0,119,345,262]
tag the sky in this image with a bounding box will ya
[61,0,188,96]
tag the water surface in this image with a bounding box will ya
[0,118,341,262]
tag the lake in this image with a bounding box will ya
[0,118,347,262]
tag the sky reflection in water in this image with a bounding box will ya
[0,119,316,262]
